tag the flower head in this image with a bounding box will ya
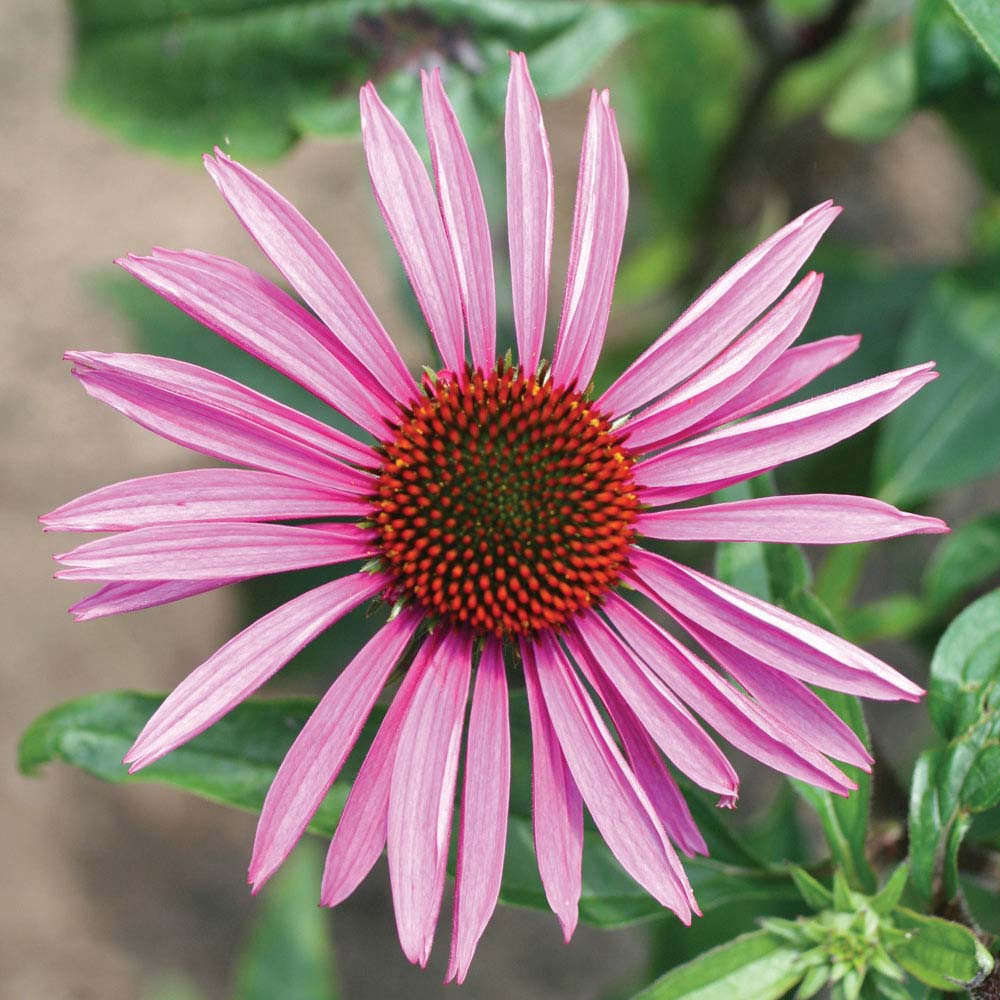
[44,53,946,981]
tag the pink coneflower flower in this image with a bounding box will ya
[44,54,945,980]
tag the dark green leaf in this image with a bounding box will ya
[923,513,1000,613]
[790,867,834,912]
[892,908,994,991]
[944,0,1000,71]
[630,930,804,1000]
[232,845,339,1000]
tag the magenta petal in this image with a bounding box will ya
[203,150,416,404]
[506,52,553,375]
[124,572,387,772]
[422,68,497,372]
[361,82,466,374]
[630,549,923,701]
[551,89,628,391]
[247,608,421,890]
[447,639,509,984]
[388,629,473,967]
[68,578,239,621]
[638,494,948,544]
[322,634,441,908]
[530,632,695,921]
[55,521,375,581]
[520,638,582,941]
[42,469,368,532]
[600,202,841,416]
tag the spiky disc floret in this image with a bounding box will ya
[373,363,640,638]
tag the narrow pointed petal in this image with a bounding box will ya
[602,595,856,793]
[447,639,509,984]
[124,572,387,772]
[682,622,872,768]
[67,352,375,493]
[248,608,421,890]
[551,89,628,390]
[361,82,466,373]
[203,150,416,403]
[388,630,473,967]
[636,364,937,502]
[638,494,948,544]
[530,633,695,919]
[322,634,441,907]
[422,68,496,371]
[506,52,553,375]
[566,616,738,798]
[520,638,582,941]
[119,249,397,438]
[42,469,368,532]
[624,273,822,451]
[55,521,375,581]
[68,577,238,621]
[600,202,841,416]
[630,549,923,700]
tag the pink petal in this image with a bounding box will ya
[636,364,937,502]
[601,595,856,794]
[321,634,441,908]
[68,352,375,493]
[247,607,422,890]
[551,89,628,391]
[566,615,739,798]
[638,494,948,544]
[119,249,397,438]
[529,632,695,920]
[623,273,823,451]
[447,638,509,984]
[520,637,582,941]
[42,469,369,532]
[388,629,473,967]
[55,521,375,581]
[360,82,466,374]
[68,577,239,621]
[422,68,496,372]
[506,52,553,375]
[124,572,388,771]
[681,622,872,769]
[203,150,416,404]
[630,549,923,701]
[600,202,841,416]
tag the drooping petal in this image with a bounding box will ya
[530,631,695,920]
[360,82,466,374]
[551,89,628,391]
[566,615,738,798]
[42,469,368,532]
[55,521,376,581]
[506,52,553,375]
[388,629,473,967]
[638,494,947,544]
[630,549,923,700]
[600,202,842,416]
[601,595,856,793]
[623,272,822,451]
[68,578,238,621]
[520,638,582,941]
[68,352,376,493]
[124,572,388,772]
[447,638,509,984]
[322,633,441,907]
[248,607,422,890]
[203,150,416,403]
[636,364,937,503]
[422,68,496,372]
[119,249,397,437]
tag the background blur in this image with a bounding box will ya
[5,1,999,998]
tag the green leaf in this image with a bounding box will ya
[892,908,994,991]
[232,845,339,1000]
[842,594,928,645]
[870,864,909,915]
[790,867,834,912]
[923,513,1000,613]
[944,0,1000,71]
[875,272,1000,506]
[824,44,915,141]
